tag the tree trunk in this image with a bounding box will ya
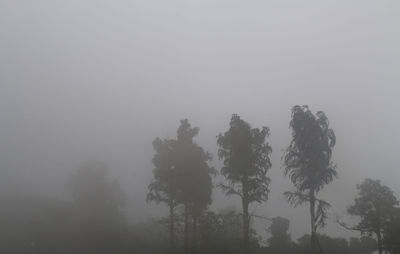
[241,176,250,254]
[310,190,317,254]
[184,203,189,254]
[377,230,383,254]
[242,199,249,254]
[169,202,175,254]
[191,215,198,254]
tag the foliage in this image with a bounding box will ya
[197,210,244,254]
[217,114,272,203]
[217,114,272,253]
[284,191,331,228]
[384,208,400,254]
[68,160,127,254]
[148,119,215,254]
[174,119,215,214]
[147,137,179,205]
[0,196,75,254]
[348,178,399,254]
[283,105,337,194]
[283,105,337,253]
[295,234,376,254]
[4,112,400,254]
[268,217,291,248]
[68,159,125,222]
[174,119,215,254]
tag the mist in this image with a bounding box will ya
[1,1,400,254]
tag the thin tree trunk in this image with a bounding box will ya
[242,199,249,254]
[184,203,189,254]
[191,215,198,254]
[310,190,317,254]
[169,202,175,254]
[377,230,383,254]
[242,176,249,254]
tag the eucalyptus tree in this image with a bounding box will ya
[347,179,399,254]
[147,137,179,254]
[174,119,214,254]
[217,114,272,253]
[283,105,337,254]
[148,119,214,254]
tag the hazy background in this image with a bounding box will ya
[1,0,399,241]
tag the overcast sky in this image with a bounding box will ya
[1,0,399,241]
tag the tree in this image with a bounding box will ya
[384,208,400,254]
[68,159,125,254]
[69,160,124,222]
[347,179,399,254]
[217,114,272,253]
[148,119,214,254]
[283,105,337,254]
[268,216,292,253]
[147,137,179,254]
[174,119,214,254]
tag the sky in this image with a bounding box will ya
[1,0,400,241]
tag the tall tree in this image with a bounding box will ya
[217,114,272,253]
[148,119,214,254]
[347,179,399,254]
[68,160,125,254]
[283,105,337,254]
[174,119,214,254]
[384,208,400,254]
[147,137,179,254]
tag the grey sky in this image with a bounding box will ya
[1,0,399,241]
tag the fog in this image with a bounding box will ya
[1,0,400,250]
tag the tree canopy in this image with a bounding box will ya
[148,119,215,254]
[283,105,337,254]
[348,178,399,254]
[217,114,272,253]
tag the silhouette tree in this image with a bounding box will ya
[148,119,214,254]
[68,160,125,254]
[217,114,272,253]
[268,216,292,252]
[69,160,125,222]
[347,179,399,254]
[174,119,214,254]
[147,137,180,254]
[283,105,337,254]
[384,208,400,254]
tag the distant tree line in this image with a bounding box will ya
[1,105,399,254]
[147,105,400,254]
